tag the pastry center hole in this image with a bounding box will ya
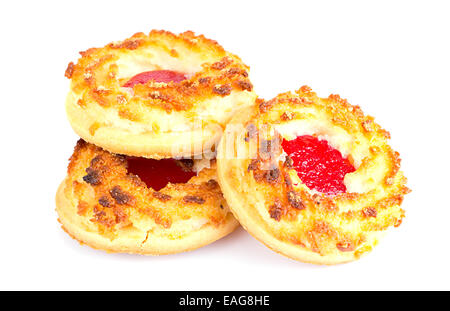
[123,70,187,87]
[281,135,355,195]
[126,157,196,191]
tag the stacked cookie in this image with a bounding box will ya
[57,30,256,254]
[57,30,409,264]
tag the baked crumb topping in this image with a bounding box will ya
[66,30,253,116]
[65,140,230,235]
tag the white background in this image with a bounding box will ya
[1,0,449,290]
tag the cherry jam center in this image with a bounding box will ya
[126,157,196,191]
[123,70,187,87]
[281,135,355,195]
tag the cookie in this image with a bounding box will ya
[216,86,410,264]
[56,140,238,254]
[65,30,256,159]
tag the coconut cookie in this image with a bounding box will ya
[56,140,238,255]
[64,30,256,159]
[216,86,410,264]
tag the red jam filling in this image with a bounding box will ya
[281,135,355,195]
[126,157,196,191]
[123,70,187,87]
[123,70,190,190]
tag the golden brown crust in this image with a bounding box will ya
[65,30,256,158]
[56,140,239,254]
[217,86,410,264]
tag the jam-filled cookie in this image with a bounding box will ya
[64,30,256,159]
[56,140,238,254]
[216,86,410,264]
